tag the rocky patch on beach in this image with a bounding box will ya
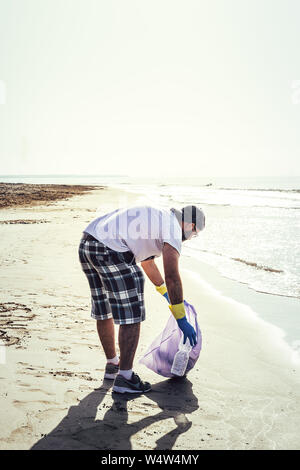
[0,183,103,209]
[0,219,50,224]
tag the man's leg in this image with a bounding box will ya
[118,322,141,370]
[113,322,151,393]
[96,318,117,360]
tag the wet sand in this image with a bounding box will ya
[0,185,299,450]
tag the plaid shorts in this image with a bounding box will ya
[78,233,145,325]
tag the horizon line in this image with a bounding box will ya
[0,174,299,178]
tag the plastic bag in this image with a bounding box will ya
[139,300,202,378]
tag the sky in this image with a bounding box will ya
[0,0,300,177]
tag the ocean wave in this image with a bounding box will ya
[231,257,284,273]
[177,201,299,209]
[251,205,300,210]
[199,249,284,273]
[218,187,300,193]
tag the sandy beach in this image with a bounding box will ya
[0,184,299,450]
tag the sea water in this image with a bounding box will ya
[110,176,300,299]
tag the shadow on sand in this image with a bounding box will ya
[31,376,199,450]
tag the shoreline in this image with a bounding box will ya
[180,253,300,361]
[0,184,300,449]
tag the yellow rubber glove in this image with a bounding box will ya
[155,283,170,303]
[169,302,186,320]
[155,283,168,296]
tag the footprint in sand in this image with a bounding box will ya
[28,389,54,397]
[16,382,31,388]
[13,399,56,408]
[64,390,80,403]
[49,370,96,382]
[36,407,68,422]
[6,424,36,445]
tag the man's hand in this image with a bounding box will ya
[177,317,197,346]
[169,302,197,347]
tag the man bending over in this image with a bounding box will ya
[78,205,205,393]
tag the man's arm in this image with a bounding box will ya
[163,242,197,346]
[162,242,183,305]
[141,258,164,286]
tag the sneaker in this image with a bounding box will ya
[112,372,152,394]
[104,362,119,380]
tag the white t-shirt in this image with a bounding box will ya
[84,206,182,263]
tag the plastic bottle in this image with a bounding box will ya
[171,336,192,376]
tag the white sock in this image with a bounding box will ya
[119,369,133,380]
[107,355,119,365]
